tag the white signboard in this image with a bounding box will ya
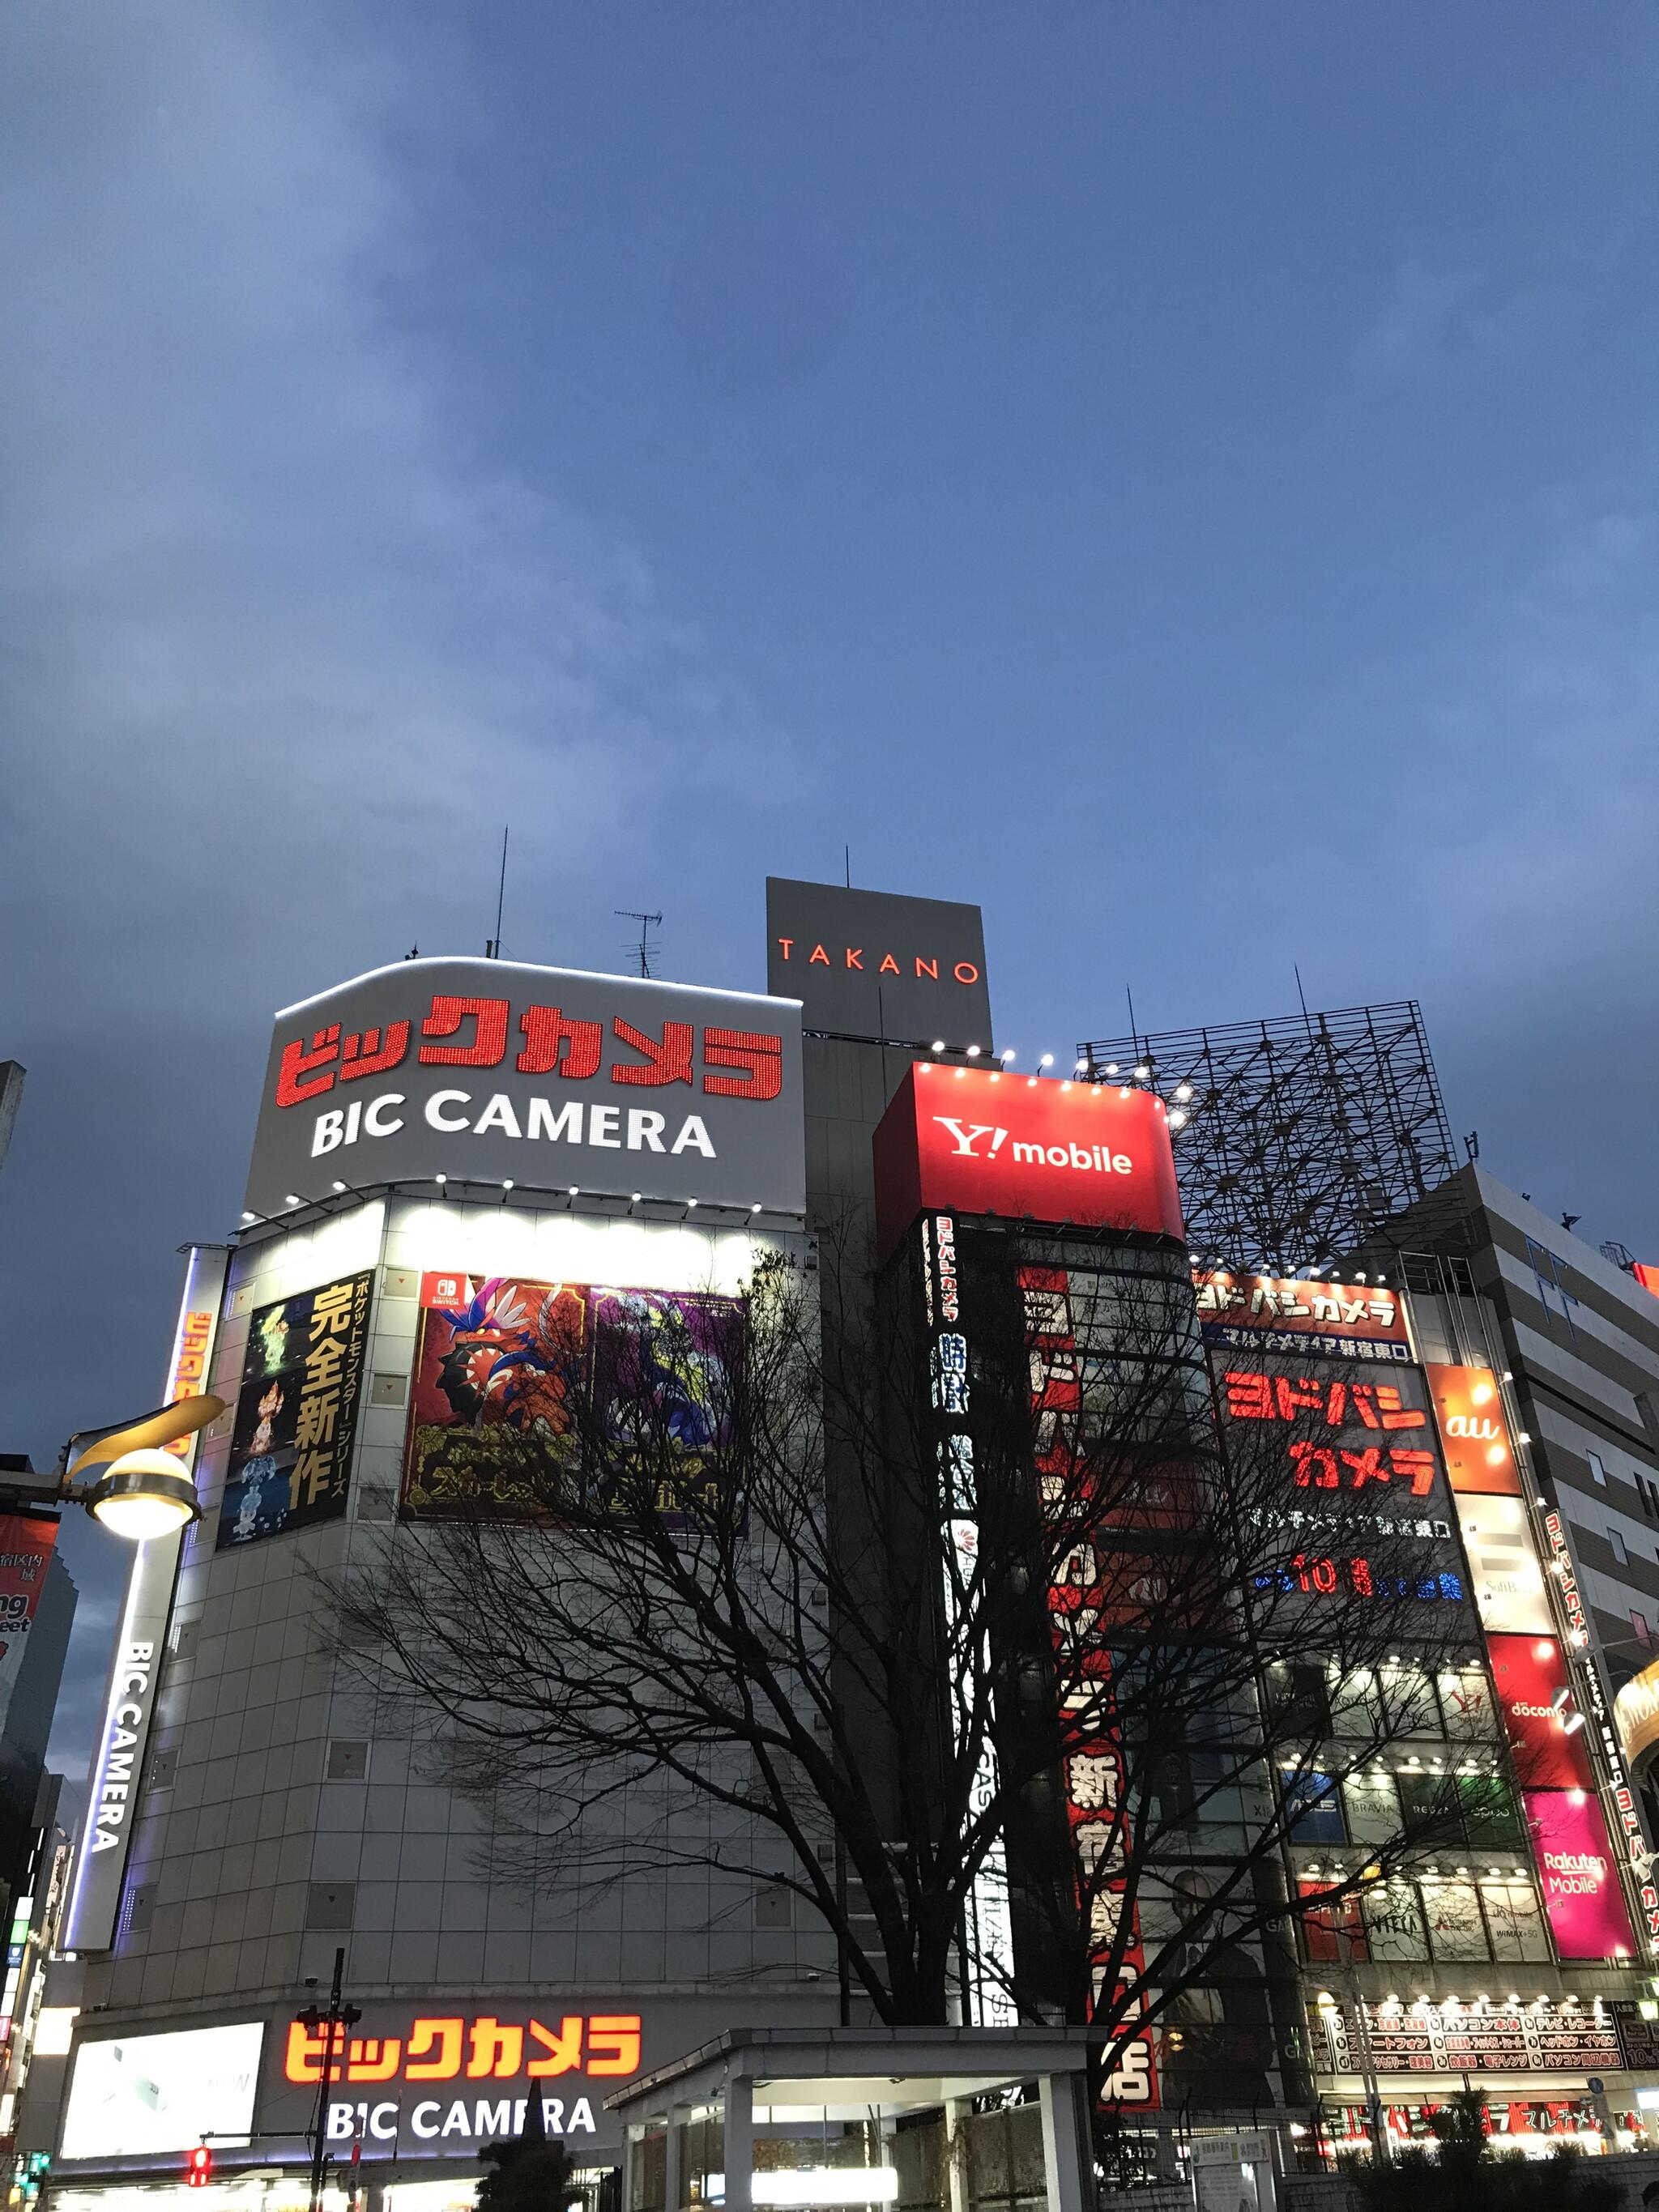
[61,2022,264,2159]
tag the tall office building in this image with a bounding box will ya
[28,955,836,2211]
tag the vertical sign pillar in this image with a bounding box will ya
[63,1243,229,1953]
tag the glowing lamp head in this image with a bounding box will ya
[84,1449,201,1541]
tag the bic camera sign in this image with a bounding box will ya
[244,957,806,1219]
[285,2010,639,2150]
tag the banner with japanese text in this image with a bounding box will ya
[217,1271,374,1548]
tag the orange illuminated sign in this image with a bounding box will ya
[1426,1364,1519,1494]
[284,2012,640,2086]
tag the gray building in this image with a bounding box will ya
[1401,1166,1659,1808]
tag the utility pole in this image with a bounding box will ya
[298,1947,360,2212]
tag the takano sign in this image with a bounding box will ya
[243,958,806,1221]
[871,1064,1183,1260]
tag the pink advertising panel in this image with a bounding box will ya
[1524,1789,1635,1960]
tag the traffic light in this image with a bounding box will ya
[186,2146,212,2189]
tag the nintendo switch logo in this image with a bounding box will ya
[931,1117,1135,1175]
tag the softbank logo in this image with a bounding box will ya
[932,1119,1136,1175]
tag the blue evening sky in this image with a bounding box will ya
[3,3,1657,1767]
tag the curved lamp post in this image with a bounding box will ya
[58,1394,226,1540]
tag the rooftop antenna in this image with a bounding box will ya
[1294,961,1311,1029]
[616,909,662,979]
[484,827,509,958]
[844,844,851,889]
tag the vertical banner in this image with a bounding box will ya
[217,1271,373,1548]
[1524,1788,1636,1960]
[0,1515,61,1740]
[923,1213,1016,2026]
[64,1244,230,1954]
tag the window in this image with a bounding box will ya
[1421,1878,1490,1963]
[1458,1775,1523,1849]
[1298,1882,1367,1964]
[1341,1771,1400,1847]
[1610,1524,1629,1566]
[1633,1612,1652,1649]
[1638,1473,1659,1521]
[1363,1879,1429,1962]
[1283,1770,1345,1845]
[1588,1450,1609,1488]
[1482,1878,1550,1963]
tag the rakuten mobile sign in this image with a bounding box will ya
[243,958,806,1220]
[872,1065,1183,1259]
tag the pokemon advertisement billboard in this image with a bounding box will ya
[401,1272,744,1520]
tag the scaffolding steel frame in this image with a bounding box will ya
[1077,1000,1467,1277]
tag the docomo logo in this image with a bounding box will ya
[309,1091,718,1164]
[931,1119,1138,1177]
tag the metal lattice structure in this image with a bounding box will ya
[1077,1001,1467,1277]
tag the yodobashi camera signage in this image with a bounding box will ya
[244,958,806,1221]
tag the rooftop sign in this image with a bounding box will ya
[244,957,805,1221]
[872,1065,1183,1259]
[765,878,992,1046]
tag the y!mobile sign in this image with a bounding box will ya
[872,1065,1183,1259]
[244,957,805,1221]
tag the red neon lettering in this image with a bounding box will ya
[418,996,509,1068]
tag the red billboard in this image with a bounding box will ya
[1485,1634,1595,1792]
[872,1067,1183,1259]
[0,1514,60,1738]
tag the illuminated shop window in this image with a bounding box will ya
[1361,1879,1429,1963]
[1420,1877,1489,1963]
[1341,1771,1400,1848]
[1481,1878,1551,1963]
[1282,1770,1345,1846]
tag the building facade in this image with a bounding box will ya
[26,957,840,2212]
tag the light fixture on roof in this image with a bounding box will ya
[1132,1063,1149,1080]
[1168,1111,1188,1131]
[502,1179,514,1191]
[284,1194,302,1209]
[241,1212,256,1225]
[332,1181,346,1193]
[569,1186,580,1197]
[1040,1053,1055,1067]
[999,1049,1016,1063]
[931,1041,945,1054]
[434,1174,446,1187]
[751,1203,762,1213]
[1174,1082,1193,1102]
[686,1198,697,1209]
[966,1044,982,1058]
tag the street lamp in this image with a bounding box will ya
[54,1394,225,1540]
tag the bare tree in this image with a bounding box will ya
[327,1219,1492,2139]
